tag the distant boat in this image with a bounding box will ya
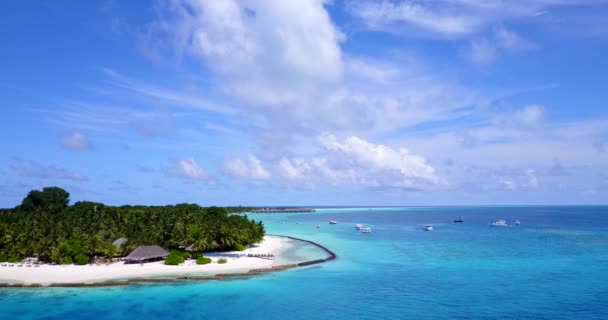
[454,216,464,223]
[317,225,320,228]
[355,224,364,230]
[329,221,338,224]
[424,225,433,231]
[514,220,521,226]
[362,227,372,233]
[489,220,508,227]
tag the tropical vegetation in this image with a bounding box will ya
[0,187,265,264]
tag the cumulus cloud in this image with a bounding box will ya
[223,155,270,180]
[165,157,209,180]
[60,131,92,150]
[138,0,477,161]
[155,0,343,82]
[278,134,443,190]
[11,161,88,181]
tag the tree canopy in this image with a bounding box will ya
[20,186,69,214]
[0,187,265,264]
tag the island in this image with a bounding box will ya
[0,187,335,286]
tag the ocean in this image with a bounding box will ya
[1,206,607,319]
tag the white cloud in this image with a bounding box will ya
[223,154,270,180]
[526,169,539,188]
[165,157,209,180]
[468,39,497,64]
[465,28,535,64]
[159,0,344,82]
[11,161,88,181]
[346,57,400,84]
[278,134,444,190]
[492,104,544,128]
[349,0,482,36]
[60,131,92,150]
[348,0,605,38]
[144,0,478,149]
[279,158,312,180]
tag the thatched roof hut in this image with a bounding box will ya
[124,245,169,263]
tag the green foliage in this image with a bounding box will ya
[196,256,212,265]
[165,252,185,265]
[8,255,21,263]
[192,252,203,259]
[0,252,7,262]
[74,254,89,265]
[0,187,266,264]
[20,187,69,214]
[233,243,247,251]
[217,258,227,264]
[58,256,73,265]
[170,249,191,260]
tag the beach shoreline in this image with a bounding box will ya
[0,235,336,287]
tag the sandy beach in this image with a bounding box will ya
[0,235,291,286]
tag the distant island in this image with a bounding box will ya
[0,187,334,286]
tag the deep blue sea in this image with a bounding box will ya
[2,206,608,319]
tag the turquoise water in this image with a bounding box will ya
[2,206,608,319]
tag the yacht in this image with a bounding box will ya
[489,220,508,227]
[424,225,433,231]
[514,220,521,226]
[329,221,338,224]
[362,227,372,233]
[454,216,464,223]
[355,224,364,230]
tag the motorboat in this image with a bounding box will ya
[514,220,521,225]
[424,225,433,231]
[454,216,464,223]
[355,224,364,230]
[329,221,338,224]
[362,227,372,233]
[489,220,508,227]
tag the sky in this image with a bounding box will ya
[1,0,608,207]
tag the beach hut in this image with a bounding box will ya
[124,245,169,264]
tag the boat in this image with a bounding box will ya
[362,227,372,233]
[514,220,521,226]
[489,220,508,227]
[355,224,364,230]
[316,225,320,228]
[424,225,433,231]
[329,221,338,224]
[454,216,464,223]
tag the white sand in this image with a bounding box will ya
[0,236,292,285]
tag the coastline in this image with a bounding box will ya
[0,235,336,287]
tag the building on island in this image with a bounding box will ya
[124,245,169,264]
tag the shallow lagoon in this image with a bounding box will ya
[1,206,608,319]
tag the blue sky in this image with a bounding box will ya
[1,0,608,207]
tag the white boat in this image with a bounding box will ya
[424,225,433,231]
[355,224,364,230]
[514,220,521,225]
[362,227,372,233]
[329,221,338,224]
[489,220,508,227]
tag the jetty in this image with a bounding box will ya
[251,208,316,213]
